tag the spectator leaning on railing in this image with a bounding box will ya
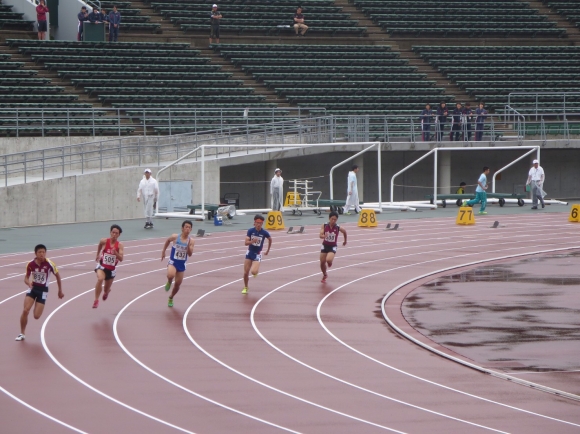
[88,6,103,23]
[109,5,121,42]
[77,6,89,41]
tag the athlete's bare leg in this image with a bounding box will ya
[169,271,185,299]
[94,269,106,302]
[243,258,252,288]
[250,261,260,277]
[325,252,336,267]
[166,264,177,286]
[19,296,35,335]
[320,252,328,277]
[102,278,114,299]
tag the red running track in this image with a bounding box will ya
[1,213,580,433]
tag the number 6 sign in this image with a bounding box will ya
[569,204,580,222]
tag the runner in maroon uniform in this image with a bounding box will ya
[319,211,347,282]
[93,224,124,308]
[16,244,64,341]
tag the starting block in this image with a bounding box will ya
[287,226,305,234]
[456,206,475,225]
[195,229,208,237]
[384,223,399,231]
[489,221,505,228]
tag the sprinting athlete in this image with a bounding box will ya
[320,211,347,283]
[161,220,195,307]
[16,244,64,341]
[242,214,272,294]
[93,224,124,308]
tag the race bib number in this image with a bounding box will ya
[174,248,187,260]
[102,253,116,266]
[324,232,336,243]
[251,236,262,247]
[32,271,47,285]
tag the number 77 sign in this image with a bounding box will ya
[456,206,475,225]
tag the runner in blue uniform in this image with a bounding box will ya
[319,211,347,283]
[161,220,194,307]
[242,214,272,294]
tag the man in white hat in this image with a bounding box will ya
[209,4,222,44]
[526,159,545,209]
[137,169,159,228]
[270,168,284,211]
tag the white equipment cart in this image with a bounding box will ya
[286,179,322,216]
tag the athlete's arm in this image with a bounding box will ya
[263,236,272,256]
[244,236,252,246]
[319,224,326,239]
[116,243,124,262]
[161,234,176,260]
[55,271,64,299]
[187,237,195,256]
[95,238,105,262]
[340,227,347,246]
[24,265,32,288]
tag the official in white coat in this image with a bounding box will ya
[137,169,159,229]
[344,165,361,215]
[526,159,545,210]
[270,168,284,211]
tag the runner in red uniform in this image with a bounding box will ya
[93,224,124,308]
[319,211,347,283]
[16,244,64,341]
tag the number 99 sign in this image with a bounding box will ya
[265,211,285,230]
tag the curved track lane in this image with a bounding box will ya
[1,213,580,433]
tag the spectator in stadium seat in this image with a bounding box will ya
[294,7,308,36]
[36,0,49,40]
[450,102,463,141]
[77,6,89,41]
[463,102,474,141]
[109,6,121,42]
[88,6,103,23]
[209,4,222,44]
[420,103,434,141]
[436,101,448,142]
[475,102,488,141]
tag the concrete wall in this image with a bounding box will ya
[220,148,580,209]
[1,136,120,155]
[52,0,92,41]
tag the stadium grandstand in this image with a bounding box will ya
[1,0,580,224]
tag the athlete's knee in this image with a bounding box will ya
[33,312,42,320]
[22,306,31,315]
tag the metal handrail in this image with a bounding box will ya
[0,115,334,187]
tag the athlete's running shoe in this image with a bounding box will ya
[344,212,352,215]
[92,300,99,308]
[168,298,174,307]
[321,274,328,283]
[103,291,109,301]
[462,201,468,207]
[15,334,25,341]
[478,211,488,215]
[165,281,171,292]
[241,287,248,294]
[251,273,258,278]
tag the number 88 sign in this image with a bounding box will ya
[357,209,378,227]
[265,211,285,230]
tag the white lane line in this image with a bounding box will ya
[113,282,301,433]
[0,386,87,433]
[181,273,406,433]
[250,241,573,430]
[506,370,580,375]
[40,261,196,434]
[311,245,580,427]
